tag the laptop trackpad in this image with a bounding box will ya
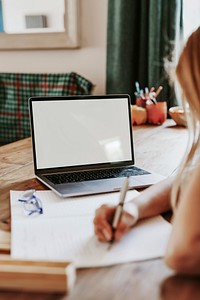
[55,178,125,197]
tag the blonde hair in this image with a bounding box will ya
[171,27,200,209]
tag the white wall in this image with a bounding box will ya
[0,0,108,94]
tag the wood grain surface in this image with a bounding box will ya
[1,119,198,300]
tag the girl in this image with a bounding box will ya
[93,27,200,275]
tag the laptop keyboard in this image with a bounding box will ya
[45,166,150,185]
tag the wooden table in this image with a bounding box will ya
[1,119,199,300]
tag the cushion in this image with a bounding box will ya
[0,72,94,145]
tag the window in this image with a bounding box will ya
[183,0,200,40]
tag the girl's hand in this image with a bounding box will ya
[93,202,139,242]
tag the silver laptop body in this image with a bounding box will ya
[29,95,165,197]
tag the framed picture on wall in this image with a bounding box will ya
[0,0,80,50]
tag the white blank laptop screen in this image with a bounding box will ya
[32,98,132,169]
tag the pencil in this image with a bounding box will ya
[135,81,140,94]
[145,87,149,97]
[155,86,163,98]
[108,177,129,250]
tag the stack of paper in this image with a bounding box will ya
[10,190,171,268]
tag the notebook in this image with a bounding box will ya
[29,94,165,197]
[10,190,172,268]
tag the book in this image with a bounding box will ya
[0,229,10,254]
[0,257,76,293]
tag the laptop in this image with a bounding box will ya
[29,94,165,197]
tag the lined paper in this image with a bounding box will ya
[10,190,171,268]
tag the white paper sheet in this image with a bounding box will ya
[10,190,172,268]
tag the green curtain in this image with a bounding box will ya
[106,0,183,107]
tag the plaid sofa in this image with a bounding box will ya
[0,72,94,145]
